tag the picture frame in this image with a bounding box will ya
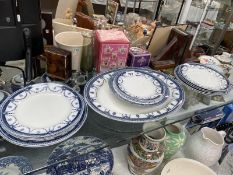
[105,0,119,25]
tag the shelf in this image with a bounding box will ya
[1,66,233,174]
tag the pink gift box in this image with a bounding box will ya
[95,30,130,73]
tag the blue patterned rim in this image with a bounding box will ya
[0,83,85,138]
[109,69,169,106]
[84,67,185,123]
[0,90,10,105]
[47,136,113,175]
[0,103,88,147]
[0,156,33,174]
[174,63,230,93]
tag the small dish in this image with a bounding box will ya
[161,158,216,175]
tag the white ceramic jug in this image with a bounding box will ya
[184,127,226,167]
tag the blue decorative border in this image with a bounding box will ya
[84,67,185,123]
[109,69,169,106]
[174,63,230,94]
[0,83,85,138]
[0,100,88,147]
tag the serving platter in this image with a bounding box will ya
[84,68,184,123]
[0,156,32,175]
[0,83,85,139]
[47,136,113,175]
[109,69,169,106]
[175,63,229,93]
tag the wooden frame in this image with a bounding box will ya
[105,0,119,24]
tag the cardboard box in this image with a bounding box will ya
[95,30,130,72]
[127,47,151,67]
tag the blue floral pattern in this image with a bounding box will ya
[47,136,113,175]
[0,156,32,175]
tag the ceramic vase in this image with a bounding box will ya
[127,128,166,175]
[164,123,186,160]
[184,127,226,167]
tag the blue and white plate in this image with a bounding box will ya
[0,83,85,140]
[0,105,88,147]
[0,156,32,175]
[0,90,10,105]
[47,136,113,175]
[174,63,230,94]
[84,68,184,123]
[109,69,169,106]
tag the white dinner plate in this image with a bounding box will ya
[0,83,87,147]
[84,68,184,123]
[109,69,169,106]
[176,63,229,92]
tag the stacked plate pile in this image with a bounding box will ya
[0,83,87,147]
[84,67,185,123]
[174,63,231,96]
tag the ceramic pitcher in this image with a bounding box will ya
[184,127,226,167]
[127,128,166,175]
[164,123,186,160]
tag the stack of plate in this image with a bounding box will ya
[174,63,231,95]
[84,67,185,123]
[0,83,87,147]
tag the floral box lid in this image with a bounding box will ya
[129,47,151,56]
[96,30,129,43]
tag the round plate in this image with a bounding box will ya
[0,106,88,147]
[0,83,85,139]
[84,68,184,123]
[0,156,32,174]
[47,136,113,175]
[109,69,169,106]
[175,63,229,92]
[0,90,10,104]
[215,54,233,64]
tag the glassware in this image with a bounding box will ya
[80,32,94,73]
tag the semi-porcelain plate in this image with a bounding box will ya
[47,136,113,175]
[0,83,85,139]
[176,63,229,92]
[84,68,184,123]
[0,105,88,147]
[109,69,169,106]
[0,156,32,175]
